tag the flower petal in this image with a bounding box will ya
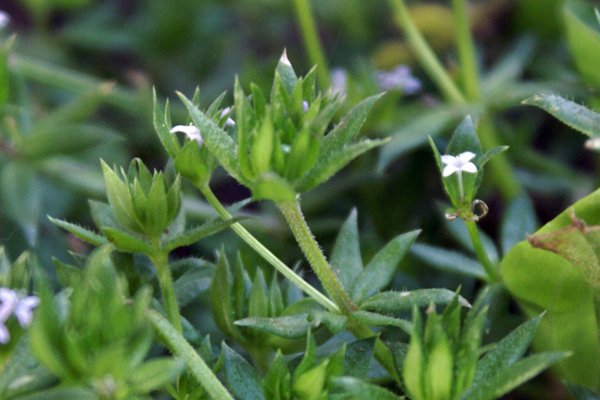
[461,162,478,174]
[0,324,9,344]
[443,165,458,177]
[441,155,457,166]
[170,125,203,147]
[457,151,476,163]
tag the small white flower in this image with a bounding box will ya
[441,151,478,200]
[170,124,202,147]
[441,152,477,177]
[0,11,10,30]
[220,107,235,127]
[14,296,40,328]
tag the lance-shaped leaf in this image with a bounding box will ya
[222,343,265,400]
[563,0,600,89]
[129,357,184,393]
[101,227,156,256]
[359,289,470,313]
[153,89,180,160]
[235,314,312,339]
[523,93,600,149]
[350,311,412,334]
[332,377,402,399]
[411,243,487,279]
[177,92,244,183]
[500,194,538,255]
[350,230,420,304]
[48,217,108,246]
[330,209,363,292]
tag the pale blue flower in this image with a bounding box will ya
[330,68,347,97]
[0,288,39,344]
[0,11,9,30]
[220,107,235,127]
[376,65,421,94]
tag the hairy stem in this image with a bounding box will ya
[147,309,234,400]
[199,185,340,313]
[277,199,356,315]
[150,251,182,333]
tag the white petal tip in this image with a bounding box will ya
[280,49,291,66]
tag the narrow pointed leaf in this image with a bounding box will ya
[223,343,266,400]
[332,377,402,399]
[411,243,487,279]
[360,289,470,312]
[350,230,420,304]
[153,89,180,159]
[162,217,245,251]
[330,209,363,291]
[48,217,108,246]
[350,311,412,334]
[500,195,538,255]
[101,227,156,256]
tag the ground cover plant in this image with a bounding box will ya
[2,0,600,399]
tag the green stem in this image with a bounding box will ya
[386,0,466,104]
[465,220,501,282]
[199,185,340,313]
[277,199,356,315]
[147,309,234,400]
[292,0,331,90]
[150,251,182,333]
[452,0,480,101]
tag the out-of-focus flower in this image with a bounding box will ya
[220,107,235,127]
[302,100,309,113]
[0,288,40,344]
[170,124,203,147]
[0,11,9,30]
[376,65,422,94]
[330,68,347,97]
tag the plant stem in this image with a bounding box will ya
[199,185,340,313]
[149,251,182,333]
[465,220,501,282]
[452,0,480,101]
[147,309,234,400]
[292,0,331,90]
[277,199,356,315]
[387,0,466,105]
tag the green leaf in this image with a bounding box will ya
[153,89,180,160]
[473,313,544,385]
[100,160,138,232]
[101,227,156,256]
[522,93,600,141]
[20,125,120,159]
[350,230,420,304]
[330,209,363,292]
[297,138,389,192]
[404,307,425,400]
[308,310,348,334]
[222,343,265,400]
[332,377,402,399]
[14,388,99,400]
[129,357,184,393]
[344,337,376,379]
[252,172,296,202]
[48,216,108,246]
[349,310,412,334]
[210,252,245,342]
[293,362,328,400]
[235,314,311,339]
[264,351,292,400]
[500,194,538,255]
[456,352,568,400]
[565,382,600,400]
[411,243,487,279]
[275,50,298,95]
[360,289,470,312]
[162,217,243,252]
[177,92,243,183]
[52,257,82,288]
[321,94,384,152]
[249,270,268,318]
[174,267,213,307]
[425,333,453,400]
[563,0,600,89]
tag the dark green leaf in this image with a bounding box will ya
[129,358,184,393]
[350,230,420,304]
[500,194,538,255]
[350,311,412,334]
[411,243,487,279]
[332,377,402,399]
[101,227,156,256]
[222,343,265,400]
[330,209,363,292]
[563,0,600,89]
[344,337,376,379]
[235,314,311,339]
[360,289,470,312]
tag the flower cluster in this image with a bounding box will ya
[0,288,39,344]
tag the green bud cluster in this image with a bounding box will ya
[30,246,182,398]
[175,51,387,204]
[403,294,485,400]
[101,159,181,240]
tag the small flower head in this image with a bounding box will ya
[441,151,478,177]
[220,107,236,127]
[376,65,422,94]
[0,288,40,344]
[170,124,202,147]
[0,11,9,30]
